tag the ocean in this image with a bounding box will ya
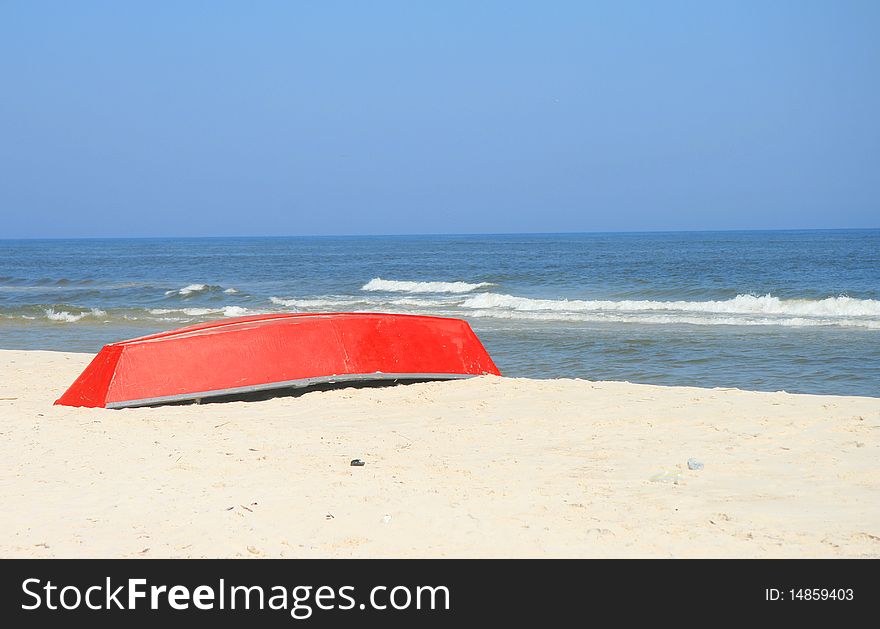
[1,230,878,397]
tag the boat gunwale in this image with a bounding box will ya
[113,311,473,346]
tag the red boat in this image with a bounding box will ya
[55,312,501,409]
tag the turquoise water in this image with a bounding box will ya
[1,230,878,396]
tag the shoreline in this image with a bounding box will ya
[2,349,879,558]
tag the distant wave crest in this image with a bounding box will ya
[361,277,494,294]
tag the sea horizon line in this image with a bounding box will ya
[2,226,879,242]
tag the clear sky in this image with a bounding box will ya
[1,1,878,238]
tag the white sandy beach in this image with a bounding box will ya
[1,349,878,558]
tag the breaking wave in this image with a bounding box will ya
[1,304,252,324]
[458,293,880,328]
[361,278,494,293]
[270,295,462,310]
[271,296,358,309]
[460,293,880,317]
[5,293,879,330]
[164,283,229,297]
[221,306,249,317]
[44,308,107,323]
[149,306,251,318]
[462,309,880,329]
[262,292,880,328]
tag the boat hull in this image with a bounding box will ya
[55,313,501,408]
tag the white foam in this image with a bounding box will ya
[464,308,880,329]
[149,307,217,316]
[223,288,238,294]
[149,305,251,318]
[389,297,460,307]
[25,290,880,330]
[461,293,880,317]
[165,283,206,296]
[44,308,107,323]
[271,296,303,308]
[457,293,880,329]
[361,278,494,294]
[270,296,365,309]
[165,283,226,296]
[270,294,464,311]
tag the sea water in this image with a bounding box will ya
[1,230,878,396]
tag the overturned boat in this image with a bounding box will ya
[55,312,501,409]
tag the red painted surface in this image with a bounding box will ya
[55,313,501,408]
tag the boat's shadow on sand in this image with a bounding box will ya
[161,377,442,407]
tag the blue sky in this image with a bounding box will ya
[1,1,878,237]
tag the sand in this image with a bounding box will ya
[1,348,878,558]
